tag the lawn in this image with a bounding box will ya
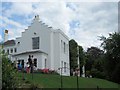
[18,72,120,89]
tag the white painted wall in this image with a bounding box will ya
[3,16,70,76]
[53,30,70,76]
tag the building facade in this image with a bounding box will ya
[3,15,70,76]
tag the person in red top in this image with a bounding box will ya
[26,62,30,73]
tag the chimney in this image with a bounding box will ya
[4,30,8,42]
[35,15,39,19]
[33,15,39,23]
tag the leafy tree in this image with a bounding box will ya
[78,45,86,76]
[100,32,120,83]
[2,53,19,89]
[69,39,86,76]
[111,62,120,83]
[69,39,78,75]
[85,47,105,78]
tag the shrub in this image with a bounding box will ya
[91,68,105,79]
[35,69,59,75]
[2,54,19,89]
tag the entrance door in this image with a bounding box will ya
[34,58,37,67]
[17,59,24,68]
[21,60,24,68]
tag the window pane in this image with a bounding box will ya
[32,37,39,49]
[64,62,66,72]
[11,48,13,53]
[7,49,9,54]
[34,59,37,67]
[64,42,65,53]
[14,48,17,53]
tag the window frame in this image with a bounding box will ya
[11,48,13,53]
[32,37,39,49]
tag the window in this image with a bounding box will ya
[7,49,9,54]
[61,40,62,49]
[14,48,17,53]
[61,61,63,68]
[66,44,68,53]
[45,59,47,68]
[61,40,63,45]
[21,60,24,68]
[18,42,20,44]
[18,60,24,68]
[64,42,65,53]
[11,48,13,53]
[64,62,67,72]
[34,58,37,67]
[34,32,37,35]
[32,37,39,49]
[61,40,63,52]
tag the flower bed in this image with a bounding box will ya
[34,69,59,75]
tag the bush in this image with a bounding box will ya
[111,62,120,84]
[85,70,91,77]
[91,68,105,79]
[35,69,59,75]
[2,54,19,89]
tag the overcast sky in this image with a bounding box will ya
[0,0,118,50]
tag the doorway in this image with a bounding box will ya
[34,58,37,67]
[17,59,24,68]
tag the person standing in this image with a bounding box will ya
[28,55,32,65]
[31,55,34,73]
[18,62,22,71]
[28,55,32,73]
[26,62,30,73]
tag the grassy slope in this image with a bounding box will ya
[18,73,120,89]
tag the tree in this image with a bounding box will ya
[69,39,78,75]
[69,39,86,76]
[100,32,120,83]
[2,52,19,89]
[78,45,86,76]
[85,47,105,78]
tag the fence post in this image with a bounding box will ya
[97,86,99,90]
[61,67,63,89]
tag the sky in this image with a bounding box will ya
[0,0,118,50]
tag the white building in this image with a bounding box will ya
[3,15,70,76]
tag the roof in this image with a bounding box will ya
[54,29,69,40]
[13,49,48,56]
[3,40,15,46]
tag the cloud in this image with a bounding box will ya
[31,2,75,35]
[66,2,118,50]
[1,0,120,2]
[0,35,3,41]
[0,16,27,28]
[1,2,118,50]
[0,15,27,41]
[2,2,33,18]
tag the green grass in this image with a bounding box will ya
[18,73,120,89]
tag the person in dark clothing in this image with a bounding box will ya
[30,55,34,73]
[28,55,34,73]
[28,55,32,65]
[28,55,31,73]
